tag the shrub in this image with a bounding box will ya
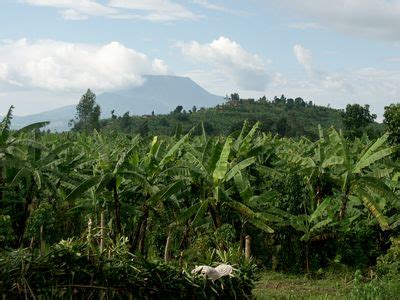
[350,238,400,300]
[0,239,254,299]
[376,236,400,279]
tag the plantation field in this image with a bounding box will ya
[2,0,400,298]
[0,105,399,298]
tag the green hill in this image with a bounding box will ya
[100,95,383,139]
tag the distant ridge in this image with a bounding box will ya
[12,75,224,131]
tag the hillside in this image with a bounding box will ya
[102,96,384,139]
[11,75,223,131]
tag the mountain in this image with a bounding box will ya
[12,75,224,131]
[12,106,76,132]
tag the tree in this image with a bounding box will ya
[258,96,267,103]
[70,89,101,132]
[120,112,130,131]
[111,110,117,120]
[173,105,183,114]
[286,98,294,109]
[159,117,169,127]
[383,103,400,145]
[342,104,376,138]
[230,93,240,102]
[276,117,289,136]
[138,120,149,136]
[295,97,305,107]
[274,95,286,105]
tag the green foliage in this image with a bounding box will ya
[101,96,381,139]
[384,103,400,146]
[0,215,14,245]
[26,202,56,241]
[0,112,398,297]
[349,237,400,299]
[0,239,254,299]
[376,237,400,278]
[335,227,383,268]
[213,224,236,249]
[350,269,400,299]
[342,104,377,138]
[254,271,353,299]
[70,89,101,132]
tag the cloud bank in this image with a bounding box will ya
[0,39,168,92]
[177,36,272,91]
[283,0,400,41]
[287,43,400,118]
[21,0,200,22]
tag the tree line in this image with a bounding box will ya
[73,90,397,141]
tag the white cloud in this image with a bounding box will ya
[293,44,314,76]
[109,0,199,21]
[293,44,353,92]
[21,0,199,22]
[0,39,168,92]
[151,58,169,74]
[293,44,351,92]
[21,0,118,19]
[282,0,400,41]
[192,0,248,16]
[286,44,400,118]
[177,36,272,91]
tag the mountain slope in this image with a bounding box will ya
[12,75,224,131]
[102,98,384,139]
[12,106,76,132]
[97,75,222,117]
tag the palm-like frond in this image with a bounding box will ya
[16,121,50,135]
[226,200,274,233]
[213,137,232,182]
[0,106,13,145]
[353,188,390,231]
[65,175,101,202]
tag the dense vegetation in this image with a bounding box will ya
[1,99,399,298]
[99,94,384,140]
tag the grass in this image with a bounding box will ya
[253,271,353,299]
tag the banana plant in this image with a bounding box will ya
[179,125,274,236]
[273,197,337,273]
[329,129,396,230]
[65,132,140,236]
[10,135,69,245]
[0,107,14,203]
[122,133,189,255]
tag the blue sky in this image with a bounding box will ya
[0,0,400,118]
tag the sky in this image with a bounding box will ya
[0,0,400,118]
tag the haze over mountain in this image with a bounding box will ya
[11,75,224,131]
